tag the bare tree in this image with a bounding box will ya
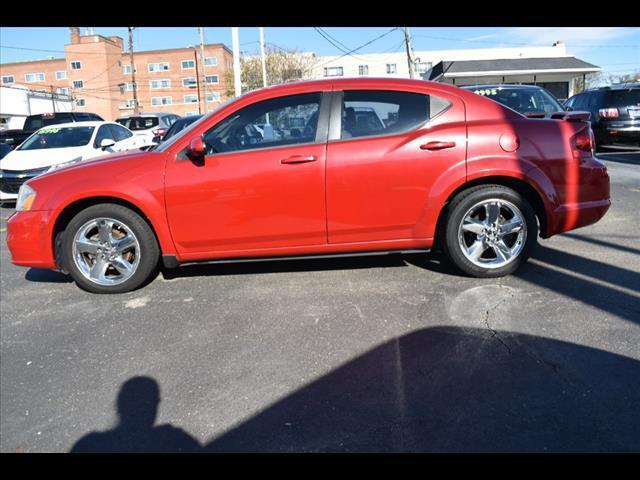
[225,47,318,99]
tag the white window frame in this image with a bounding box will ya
[57,87,70,95]
[151,96,172,106]
[2,75,15,84]
[76,98,86,107]
[358,65,369,76]
[70,61,82,70]
[182,77,197,88]
[148,62,170,73]
[205,75,219,85]
[124,82,137,91]
[204,56,218,66]
[25,72,45,83]
[415,62,432,74]
[149,78,171,89]
[73,80,84,89]
[181,59,196,70]
[125,99,138,108]
[386,63,397,74]
[183,94,199,104]
[207,92,221,103]
[55,71,67,80]
[123,64,136,74]
[323,66,343,77]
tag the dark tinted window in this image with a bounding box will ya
[74,113,93,121]
[24,113,74,131]
[607,89,640,107]
[470,86,563,114]
[163,116,202,141]
[110,124,133,142]
[19,126,94,150]
[116,116,160,130]
[341,90,438,139]
[94,125,115,147]
[203,93,321,154]
[572,93,588,110]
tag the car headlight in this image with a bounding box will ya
[47,156,82,173]
[16,183,37,211]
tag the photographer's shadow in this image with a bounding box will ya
[70,376,200,453]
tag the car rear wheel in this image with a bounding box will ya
[442,185,538,277]
[61,204,159,293]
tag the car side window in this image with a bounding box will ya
[340,90,442,139]
[94,125,115,148]
[202,92,321,155]
[109,124,133,142]
[572,93,587,110]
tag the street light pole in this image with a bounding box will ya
[259,27,267,88]
[128,27,139,114]
[232,27,242,97]
[404,27,415,80]
[199,27,208,114]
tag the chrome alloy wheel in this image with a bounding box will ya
[457,199,527,269]
[72,217,141,286]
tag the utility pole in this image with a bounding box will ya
[50,85,56,112]
[194,49,202,115]
[259,27,267,88]
[231,27,242,97]
[403,27,415,79]
[198,27,208,114]
[128,27,140,114]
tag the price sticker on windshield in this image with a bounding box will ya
[38,127,61,135]
[474,89,498,96]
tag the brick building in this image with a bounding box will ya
[0,28,233,120]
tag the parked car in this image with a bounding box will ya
[0,112,104,151]
[115,113,180,144]
[153,114,203,144]
[6,78,610,293]
[564,83,640,150]
[0,143,10,160]
[0,121,153,203]
[462,84,566,116]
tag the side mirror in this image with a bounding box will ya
[100,138,116,150]
[187,136,206,163]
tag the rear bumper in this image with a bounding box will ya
[600,124,640,148]
[549,199,611,236]
[6,210,57,269]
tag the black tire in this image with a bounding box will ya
[60,204,160,293]
[441,185,538,278]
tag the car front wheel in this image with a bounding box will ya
[61,204,160,293]
[442,185,538,277]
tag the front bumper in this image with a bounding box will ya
[6,209,58,269]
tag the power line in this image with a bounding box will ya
[314,27,401,70]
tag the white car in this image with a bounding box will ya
[115,113,180,144]
[0,121,152,203]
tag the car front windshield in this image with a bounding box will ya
[19,126,95,150]
[471,87,564,114]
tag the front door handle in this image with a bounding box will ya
[420,141,456,151]
[281,155,317,164]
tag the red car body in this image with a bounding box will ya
[6,78,610,272]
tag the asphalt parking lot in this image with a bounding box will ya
[1,151,639,452]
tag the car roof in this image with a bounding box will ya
[34,121,114,129]
[116,112,177,119]
[461,84,546,90]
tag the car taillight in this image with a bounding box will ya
[598,108,619,118]
[572,129,594,157]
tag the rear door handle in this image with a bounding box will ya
[280,155,317,164]
[420,141,456,151]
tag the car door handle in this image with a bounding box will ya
[420,141,456,151]
[280,155,317,164]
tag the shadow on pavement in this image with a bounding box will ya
[596,152,640,165]
[25,268,72,283]
[199,326,640,452]
[70,376,200,453]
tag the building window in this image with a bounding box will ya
[76,98,86,107]
[358,65,369,76]
[415,62,432,74]
[55,71,67,80]
[207,92,221,102]
[182,77,197,88]
[123,82,137,91]
[184,95,199,104]
[181,60,196,70]
[151,96,172,106]
[123,64,135,74]
[71,61,82,70]
[148,62,170,72]
[57,87,70,95]
[2,75,14,84]
[386,63,397,74]
[25,72,45,83]
[73,80,84,89]
[204,56,218,66]
[205,75,219,84]
[125,99,138,108]
[150,79,171,89]
[323,66,343,77]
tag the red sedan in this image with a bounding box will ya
[6,78,610,293]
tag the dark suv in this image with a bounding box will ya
[564,84,640,150]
